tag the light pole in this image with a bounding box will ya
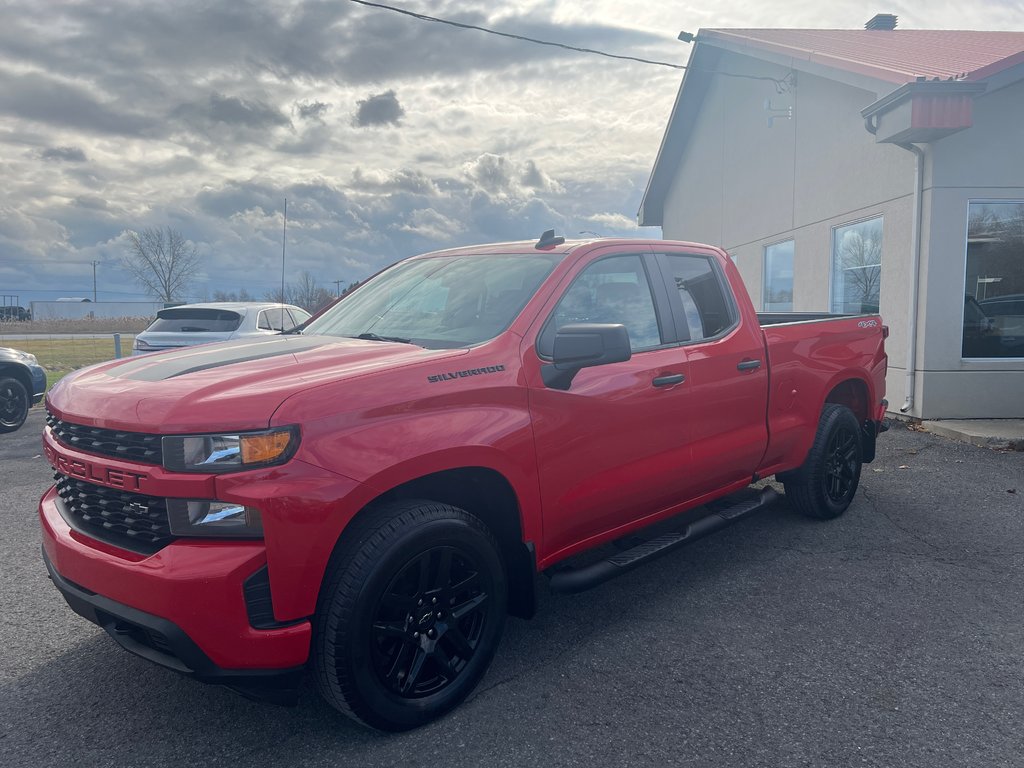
[280,198,288,303]
[91,260,99,302]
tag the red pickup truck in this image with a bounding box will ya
[40,233,887,730]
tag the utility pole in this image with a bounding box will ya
[332,279,345,296]
[91,260,99,303]
[280,198,288,303]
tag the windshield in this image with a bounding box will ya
[303,254,561,348]
[148,308,242,333]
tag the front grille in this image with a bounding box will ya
[54,472,173,553]
[46,411,163,465]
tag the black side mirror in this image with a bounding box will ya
[541,323,631,390]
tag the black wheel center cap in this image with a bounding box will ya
[417,610,435,628]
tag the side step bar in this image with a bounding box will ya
[548,487,779,594]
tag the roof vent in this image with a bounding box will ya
[865,14,898,30]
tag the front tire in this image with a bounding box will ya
[313,500,507,731]
[783,404,863,519]
[0,377,29,433]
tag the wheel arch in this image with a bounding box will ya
[0,363,33,402]
[822,375,879,463]
[823,376,871,423]
[327,466,536,620]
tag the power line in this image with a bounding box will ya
[345,0,792,90]
[347,0,684,69]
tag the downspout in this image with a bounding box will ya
[865,113,926,414]
[894,142,925,414]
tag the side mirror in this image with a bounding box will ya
[541,323,631,390]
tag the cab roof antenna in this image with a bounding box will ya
[535,229,565,249]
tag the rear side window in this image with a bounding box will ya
[148,308,242,333]
[658,254,736,342]
[258,308,287,331]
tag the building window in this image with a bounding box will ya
[763,240,794,312]
[963,202,1024,359]
[831,217,882,314]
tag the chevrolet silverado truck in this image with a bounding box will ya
[40,232,888,731]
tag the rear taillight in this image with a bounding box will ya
[881,325,889,339]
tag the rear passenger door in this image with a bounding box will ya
[654,249,769,496]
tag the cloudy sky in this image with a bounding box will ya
[2,1,1023,305]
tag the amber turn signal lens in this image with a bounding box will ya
[240,431,293,464]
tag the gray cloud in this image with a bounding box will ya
[353,90,405,127]
[175,93,291,131]
[0,71,158,137]
[41,146,87,162]
[296,100,330,120]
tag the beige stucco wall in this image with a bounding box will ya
[658,51,1024,418]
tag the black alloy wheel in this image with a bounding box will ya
[0,377,29,433]
[371,545,490,698]
[783,404,863,519]
[823,424,859,503]
[314,500,507,731]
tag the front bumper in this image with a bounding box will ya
[39,485,312,689]
[29,363,46,402]
[41,545,304,703]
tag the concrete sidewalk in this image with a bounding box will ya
[920,418,1024,450]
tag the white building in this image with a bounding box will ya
[639,16,1024,419]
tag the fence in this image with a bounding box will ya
[0,333,133,385]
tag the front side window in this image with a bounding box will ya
[963,201,1024,359]
[763,240,794,312]
[537,254,662,357]
[831,217,882,313]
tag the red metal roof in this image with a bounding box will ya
[701,29,1024,84]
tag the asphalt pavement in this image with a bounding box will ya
[2,407,1023,768]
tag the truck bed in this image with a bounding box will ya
[757,312,864,326]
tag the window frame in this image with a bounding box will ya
[762,239,795,313]
[960,198,1024,361]
[829,215,884,315]
[535,251,674,360]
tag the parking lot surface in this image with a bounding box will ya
[2,407,1023,767]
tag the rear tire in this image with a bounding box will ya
[0,377,29,433]
[783,404,863,520]
[313,500,507,731]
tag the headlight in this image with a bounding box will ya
[17,351,38,365]
[134,338,158,352]
[167,499,263,538]
[162,427,299,473]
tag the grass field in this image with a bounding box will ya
[0,334,135,389]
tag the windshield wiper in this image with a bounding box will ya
[354,332,413,344]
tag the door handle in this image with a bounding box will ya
[652,373,685,387]
[737,359,762,372]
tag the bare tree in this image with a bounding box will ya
[265,271,334,312]
[837,230,881,310]
[212,288,255,302]
[123,227,200,303]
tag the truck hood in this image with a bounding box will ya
[46,334,467,433]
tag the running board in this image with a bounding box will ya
[547,487,779,594]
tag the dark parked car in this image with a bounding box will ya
[0,305,30,322]
[0,347,46,432]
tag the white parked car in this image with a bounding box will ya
[132,302,312,355]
